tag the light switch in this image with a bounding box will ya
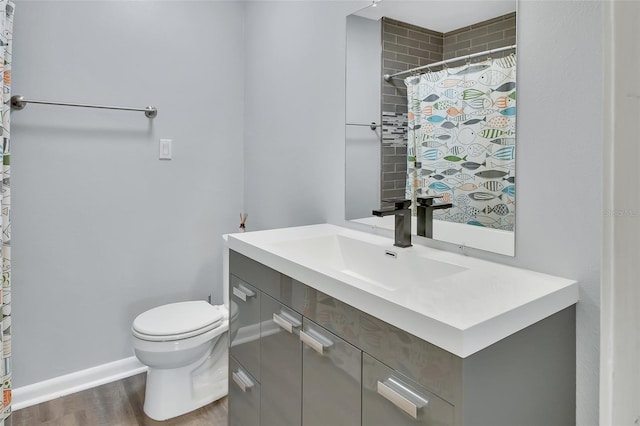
[159,138,172,160]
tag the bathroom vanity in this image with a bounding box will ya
[227,224,578,426]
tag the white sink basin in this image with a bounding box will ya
[227,224,578,358]
[273,234,467,291]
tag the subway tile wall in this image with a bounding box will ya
[381,18,442,201]
[380,13,516,202]
[443,13,516,60]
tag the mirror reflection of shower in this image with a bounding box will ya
[345,1,518,256]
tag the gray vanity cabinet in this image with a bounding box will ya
[301,318,362,426]
[260,294,302,426]
[229,356,260,426]
[228,250,576,426]
[362,353,453,426]
[229,276,261,381]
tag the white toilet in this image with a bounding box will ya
[132,301,229,421]
[131,239,233,421]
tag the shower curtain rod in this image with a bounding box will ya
[10,94,158,118]
[383,44,516,82]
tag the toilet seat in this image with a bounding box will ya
[133,319,229,354]
[132,301,224,342]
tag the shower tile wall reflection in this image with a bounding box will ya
[381,112,408,200]
[381,18,441,201]
[381,13,516,205]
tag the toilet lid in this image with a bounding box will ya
[132,301,223,338]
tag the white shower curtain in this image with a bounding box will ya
[405,54,516,231]
[0,1,13,422]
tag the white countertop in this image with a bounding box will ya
[227,224,578,358]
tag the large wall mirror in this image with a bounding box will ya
[345,0,517,256]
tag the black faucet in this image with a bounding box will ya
[372,198,412,248]
[417,196,453,239]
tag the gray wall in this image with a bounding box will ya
[11,1,245,386]
[603,2,640,422]
[243,1,354,231]
[515,4,600,423]
[245,1,601,425]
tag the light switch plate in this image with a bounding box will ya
[159,138,172,160]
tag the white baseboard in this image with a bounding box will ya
[12,356,147,411]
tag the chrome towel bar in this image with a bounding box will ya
[10,94,157,118]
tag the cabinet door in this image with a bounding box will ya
[260,294,303,426]
[229,356,261,426]
[301,318,362,426]
[362,353,454,426]
[230,275,261,380]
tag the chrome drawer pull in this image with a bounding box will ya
[232,369,255,392]
[273,312,301,333]
[232,283,256,302]
[377,378,429,419]
[300,329,333,355]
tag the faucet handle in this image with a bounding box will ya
[381,198,412,210]
[417,196,443,206]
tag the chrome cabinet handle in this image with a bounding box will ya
[232,283,256,302]
[300,329,333,355]
[377,378,429,419]
[272,312,301,333]
[232,369,255,392]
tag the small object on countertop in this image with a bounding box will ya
[239,213,248,232]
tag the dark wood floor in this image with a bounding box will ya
[12,373,228,426]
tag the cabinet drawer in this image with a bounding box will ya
[230,250,307,311]
[229,356,261,426]
[261,294,302,426]
[362,353,454,426]
[230,250,281,295]
[230,275,261,380]
[301,318,362,426]
[298,285,460,403]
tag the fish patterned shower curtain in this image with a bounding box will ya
[405,54,516,231]
[0,1,13,423]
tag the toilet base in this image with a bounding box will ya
[143,333,229,421]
